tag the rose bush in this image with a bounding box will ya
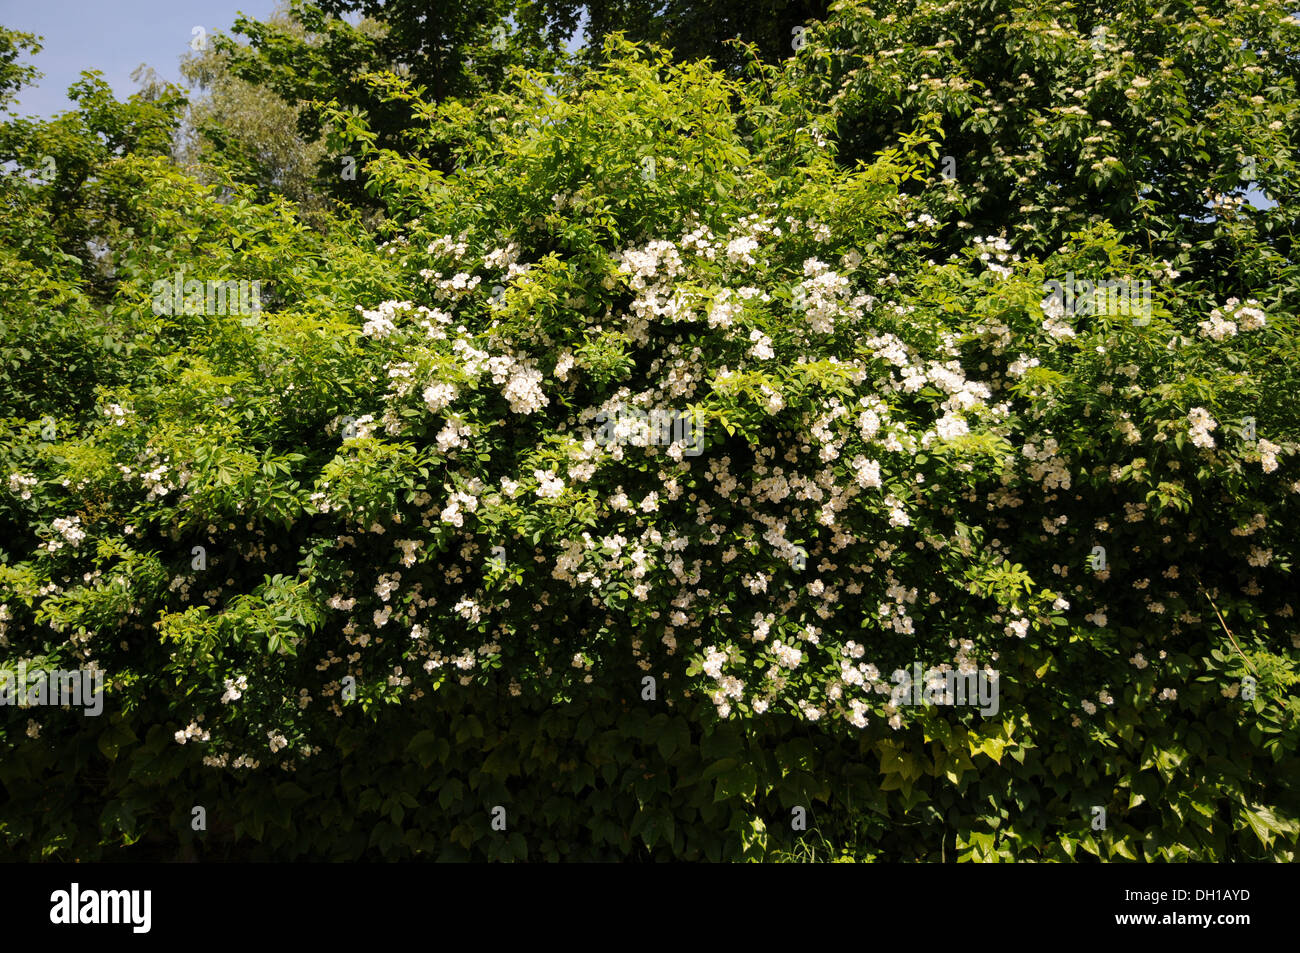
[1,14,1297,859]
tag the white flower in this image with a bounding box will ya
[395,539,420,567]
[1258,438,1280,473]
[534,471,565,499]
[1187,407,1218,449]
[502,364,548,414]
[1247,547,1272,567]
[1116,416,1141,444]
[793,258,849,333]
[483,242,520,270]
[6,473,37,500]
[47,516,86,550]
[422,382,458,413]
[358,300,411,338]
[1197,313,1237,340]
[708,291,742,328]
[935,413,969,441]
[553,351,575,380]
[221,675,248,704]
[884,494,910,527]
[103,403,129,425]
[1236,301,1266,331]
[851,455,882,489]
[772,640,803,669]
[725,235,759,266]
[174,721,209,745]
[1007,355,1040,377]
[748,330,774,360]
[437,416,469,451]
[1041,314,1076,339]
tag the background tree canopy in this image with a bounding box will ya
[0,1,1297,861]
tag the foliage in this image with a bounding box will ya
[210,0,573,208]
[798,0,1300,301]
[558,0,833,74]
[178,3,338,217]
[1,11,1298,862]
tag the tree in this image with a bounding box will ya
[177,4,340,216]
[0,26,41,112]
[210,0,573,207]
[0,35,187,418]
[565,0,832,73]
[794,0,1300,306]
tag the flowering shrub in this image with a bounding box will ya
[1,19,1298,860]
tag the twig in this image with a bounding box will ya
[1198,583,1287,708]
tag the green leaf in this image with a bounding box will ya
[713,763,758,802]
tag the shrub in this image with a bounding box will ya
[1,23,1297,861]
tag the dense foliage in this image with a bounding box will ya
[1,1,1298,861]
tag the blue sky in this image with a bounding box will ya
[1,0,285,117]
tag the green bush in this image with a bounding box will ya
[1,13,1297,861]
